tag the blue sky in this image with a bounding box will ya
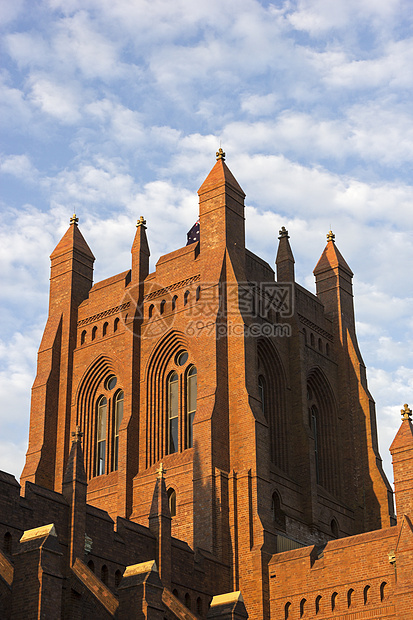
[1,0,413,488]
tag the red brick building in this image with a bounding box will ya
[1,151,412,618]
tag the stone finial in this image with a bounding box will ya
[157,462,166,478]
[216,147,225,161]
[278,226,289,239]
[71,425,83,442]
[326,230,335,243]
[70,213,79,226]
[136,216,147,228]
[401,403,412,421]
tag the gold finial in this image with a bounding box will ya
[278,226,289,239]
[71,425,83,442]
[401,404,412,421]
[70,213,79,226]
[327,230,335,243]
[136,216,147,228]
[216,147,225,161]
[157,462,166,478]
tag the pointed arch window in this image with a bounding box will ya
[96,396,107,475]
[187,366,197,448]
[162,353,196,460]
[311,404,320,483]
[258,375,266,419]
[168,488,176,517]
[168,372,179,454]
[113,390,124,471]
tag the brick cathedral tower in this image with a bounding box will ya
[18,151,395,618]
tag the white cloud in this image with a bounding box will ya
[28,75,82,124]
[287,0,403,35]
[241,93,279,116]
[0,154,38,181]
[0,0,24,26]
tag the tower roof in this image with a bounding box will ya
[390,404,413,453]
[198,154,245,198]
[50,215,95,260]
[313,231,353,277]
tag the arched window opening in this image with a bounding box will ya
[168,488,176,517]
[167,372,179,454]
[257,339,288,472]
[101,564,108,584]
[318,338,322,352]
[96,396,107,476]
[284,602,291,619]
[303,328,307,344]
[331,518,338,538]
[103,322,108,336]
[185,593,191,610]
[258,375,266,419]
[113,390,124,471]
[271,491,285,529]
[160,299,166,315]
[310,333,315,347]
[331,592,338,611]
[307,371,340,496]
[196,285,201,301]
[114,317,120,332]
[187,366,197,448]
[326,343,330,356]
[196,597,203,615]
[184,290,189,306]
[92,325,97,341]
[87,560,95,573]
[380,581,387,602]
[172,295,177,310]
[300,598,306,617]
[363,585,370,605]
[310,405,320,483]
[115,570,122,588]
[347,588,354,608]
[3,532,12,555]
[315,595,322,614]
[172,589,179,599]
[149,304,154,318]
[81,330,86,345]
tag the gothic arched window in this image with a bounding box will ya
[167,372,179,454]
[168,488,176,517]
[96,396,107,476]
[307,371,340,496]
[187,366,197,448]
[113,390,124,471]
[164,353,197,457]
[258,375,266,419]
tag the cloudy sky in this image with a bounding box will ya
[1,0,412,490]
